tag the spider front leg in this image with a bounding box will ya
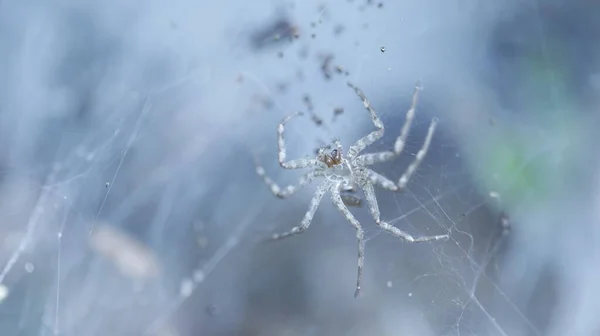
[362,183,449,243]
[356,117,437,192]
[397,117,437,189]
[353,82,430,167]
[269,182,328,241]
[331,187,366,298]
[255,162,323,198]
[346,83,385,158]
[394,82,421,153]
[277,112,322,169]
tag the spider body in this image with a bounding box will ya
[255,82,450,297]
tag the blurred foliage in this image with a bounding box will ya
[473,40,584,214]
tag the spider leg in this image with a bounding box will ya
[353,82,426,166]
[277,112,322,169]
[255,163,323,198]
[362,182,449,242]
[354,151,395,166]
[330,187,365,298]
[394,81,421,155]
[354,117,437,168]
[397,117,437,190]
[346,83,385,158]
[366,168,399,192]
[269,182,328,240]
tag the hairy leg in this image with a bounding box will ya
[277,112,322,169]
[255,163,322,198]
[366,168,398,191]
[353,82,431,167]
[362,183,449,242]
[270,182,328,240]
[397,118,437,189]
[346,83,385,158]
[331,187,366,298]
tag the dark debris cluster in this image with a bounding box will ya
[242,1,387,149]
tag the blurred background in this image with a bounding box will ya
[0,0,599,335]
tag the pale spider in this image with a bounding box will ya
[254,82,450,297]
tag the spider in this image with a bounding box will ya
[254,82,450,297]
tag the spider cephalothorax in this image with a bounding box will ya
[255,81,450,297]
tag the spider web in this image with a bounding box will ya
[0,0,599,336]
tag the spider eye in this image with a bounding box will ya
[331,149,338,157]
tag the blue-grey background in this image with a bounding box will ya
[0,0,599,335]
